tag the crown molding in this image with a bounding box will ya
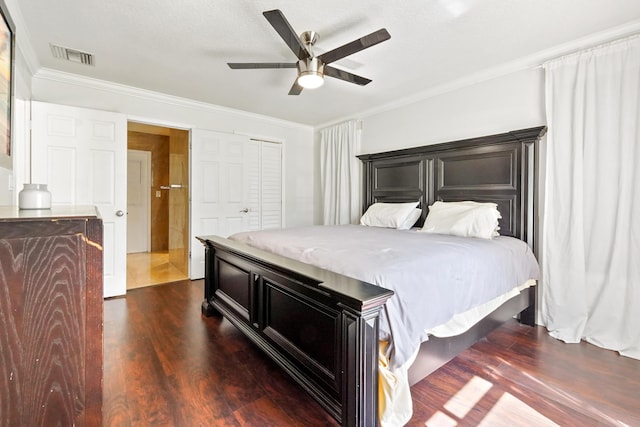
[32,68,314,131]
[316,19,640,130]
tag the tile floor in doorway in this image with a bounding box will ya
[126,251,188,290]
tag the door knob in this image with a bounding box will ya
[116,210,125,217]
[239,208,249,213]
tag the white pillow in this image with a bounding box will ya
[398,208,422,230]
[420,201,501,239]
[360,202,419,229]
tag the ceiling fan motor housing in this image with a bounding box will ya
[297,57,324,76]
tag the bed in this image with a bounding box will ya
[197,126,547,427]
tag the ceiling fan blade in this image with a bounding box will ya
[228,62,297,69]
[318,29,390,65]
[324,66,372,86]
[288,80,303,95]
[263,9,310,60]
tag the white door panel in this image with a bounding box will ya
[31,101,127,298]
[127,150,151,253]
[190,129,259,279]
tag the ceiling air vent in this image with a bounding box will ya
[50,44,94,66]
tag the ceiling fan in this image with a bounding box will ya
[227,9,391,95]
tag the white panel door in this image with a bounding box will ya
[190,129,259,279]
[31,101,128,298]
[127,150,151,253]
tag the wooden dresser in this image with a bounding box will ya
[0,206,103,426]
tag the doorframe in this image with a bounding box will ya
[127,149,151,253]
[127,118,192,278]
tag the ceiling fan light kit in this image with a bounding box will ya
[227,9,390,95]
[297,57,325,89]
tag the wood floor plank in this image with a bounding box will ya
[102,336,132,426]
[237,344,339,426]
[103,280,640,426]
[486,329,640,426]
[410,352,601,426]
[232,396,300,427]
[124,335,177,427]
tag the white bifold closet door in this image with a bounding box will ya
[190,129,282,279]
[260,141,282,230]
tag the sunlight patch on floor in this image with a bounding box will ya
[496,357,625,426]
[478,392,559,426]
[444,375,493,419]
[426,375,493,426]
[424,375,559,427]
[425,411,458,426]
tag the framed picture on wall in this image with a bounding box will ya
[0,0,15,169]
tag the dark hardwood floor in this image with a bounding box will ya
[104,280,640,427]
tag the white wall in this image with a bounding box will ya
[30,71,315,228]
[360,67,546,154]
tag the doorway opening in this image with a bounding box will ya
[126,122,190,289]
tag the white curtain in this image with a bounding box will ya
[320,120,362,225]
[541,35,640,359]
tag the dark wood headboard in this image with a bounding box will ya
[357,127,547,248]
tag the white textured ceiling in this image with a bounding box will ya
[15,0,640,127]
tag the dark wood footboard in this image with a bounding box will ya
[198,235,394,427]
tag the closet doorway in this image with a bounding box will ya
[126,122,190,289]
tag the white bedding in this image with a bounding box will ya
[230,224,539,371]
[427,279,536,337]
